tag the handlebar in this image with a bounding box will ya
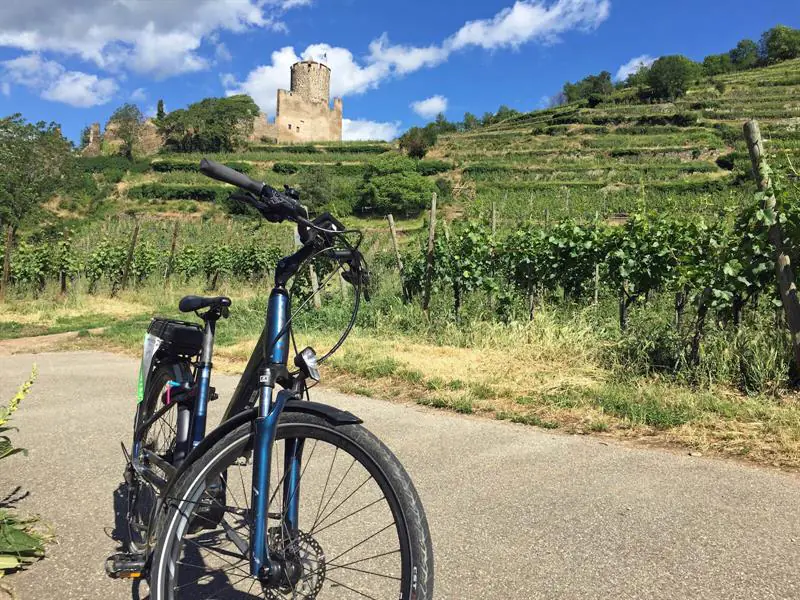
[199,158,306,223]
[198,158,369,297]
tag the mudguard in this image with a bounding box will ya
[156,398,362,512]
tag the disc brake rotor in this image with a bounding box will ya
[265,531,326,599]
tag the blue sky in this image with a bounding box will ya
[0,0,797,143]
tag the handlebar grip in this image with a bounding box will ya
[200,159,264,197]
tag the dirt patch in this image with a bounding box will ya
[0,329,105,356]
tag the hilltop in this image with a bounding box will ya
[430,57,800,224]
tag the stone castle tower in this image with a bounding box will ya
[276,61,342,143]
[251,61,343,144]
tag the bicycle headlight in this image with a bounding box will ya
[295,347,321,382]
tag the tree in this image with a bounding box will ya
[109,103,144,160]
[563,71,613,103]
[729,39,760,70]
[399,126,437,159]
[79,125,91,150]
[156,99,166,120]
[646,55,701,100]
[760,25,800,63]
[463,112,480,131]
[157,95,260,153]
[703,53,733,76]
[625,65,651,88]
[0,115,73,293]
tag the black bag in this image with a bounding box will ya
[148,318,204,358]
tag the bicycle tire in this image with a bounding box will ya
[150,411,434,599]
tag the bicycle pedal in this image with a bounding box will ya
[105,553,147,579]
[209,386,218,402]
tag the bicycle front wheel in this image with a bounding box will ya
[150,411,434,600]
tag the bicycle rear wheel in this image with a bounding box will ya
[150,411,434,599]
[128,362,192,553]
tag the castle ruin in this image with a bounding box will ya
[82,60,342,156]
[251,60,343,144]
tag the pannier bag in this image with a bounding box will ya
[137,319,203,404]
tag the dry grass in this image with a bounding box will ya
[3,289,800,470]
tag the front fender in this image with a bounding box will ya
[157,398,362,509]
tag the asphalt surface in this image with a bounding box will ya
[1,351,800,599]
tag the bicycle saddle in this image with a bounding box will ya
[178,295,232,313]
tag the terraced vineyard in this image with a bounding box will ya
[434,58,800,224]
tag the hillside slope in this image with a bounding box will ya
[433,58,800,223]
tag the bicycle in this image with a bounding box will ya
[107,159,434,599]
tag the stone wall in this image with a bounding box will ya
[82,123,102,157]
[249,112,279,143]
[274,89,342,144]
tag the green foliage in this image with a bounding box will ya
[729,39,760,70]
[77,156,150,174]
[0,114,74,228]
[272,162,299,175]
[156,99,166,121]
[151,159,253,175]
[356,154,435,215]
[563,71,613,103]
[128,183,229,204]
[399,127,437,159]
[646,55,701,100]
[158,95,260,153]
[84,238,127,292]
[0,368,45,575]
[703,53,733,76]
[416,160,453,176]
[760,25,800,63]
[0,367,35,462]
[296,165,333,212]
[108,103,144,159]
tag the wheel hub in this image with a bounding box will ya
[263,530,326,599]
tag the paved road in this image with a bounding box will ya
[1,352,800,599]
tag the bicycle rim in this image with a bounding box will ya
[154,418,417,599]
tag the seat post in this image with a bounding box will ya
[190,313,219,448]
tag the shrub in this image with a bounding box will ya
[128,183,228,203]
[150,159,253,174]
[416,160,453,176]
[272,162,299,175]
[77,156,149,174]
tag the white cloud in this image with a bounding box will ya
[2,53,117,107]
[342,119,401,141]
[130,87,147,102]
[215,42,233,63]
[449,0,610,51]
[411,95,448,119]
[1,82,9,96]
[615,54,655,81]
[0,0,307,79]
[227,0,610,116]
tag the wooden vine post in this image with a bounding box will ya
[744,120,800,374]
[422,192,437,313]
[165,221,180,282]
[387,214,404,275]
[387,214,407,301]
[292,227,321,308]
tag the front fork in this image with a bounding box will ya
[249,369,303,578]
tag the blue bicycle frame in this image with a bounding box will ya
[248,287,301,577]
